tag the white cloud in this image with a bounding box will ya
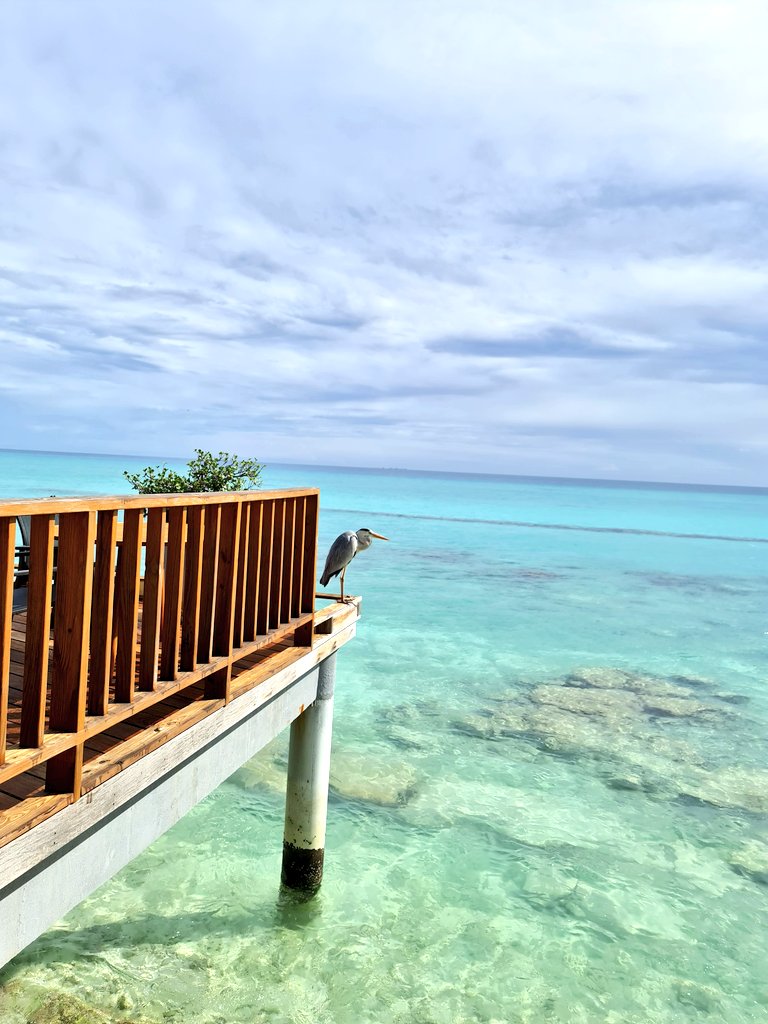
[0,0,766,484]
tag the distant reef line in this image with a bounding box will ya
[327,507,768,544]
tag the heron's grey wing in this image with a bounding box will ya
[319,531,356,585]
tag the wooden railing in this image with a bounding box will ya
[0,489,318,801]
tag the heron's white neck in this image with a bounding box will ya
[355,530,373,551]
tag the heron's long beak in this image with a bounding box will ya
[369,531,390,540]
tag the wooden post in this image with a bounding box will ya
[256,502,274,637]
[114,509,143,702]
[46,510,96,796]
[88,510,118,715]
[281,651,336,895]
[180,506,204,673]
[138,508,165,690]
[159,507,186,681]
[0,517,15,766]
[20,515,56,748]
[295,494,318,647]
[197,505,220,663]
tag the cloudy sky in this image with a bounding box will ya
[1,1,766,485]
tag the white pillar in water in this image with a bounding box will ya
[281,652,336,893]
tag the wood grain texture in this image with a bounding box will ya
[302,495,319,614]
[113,505,142,700]
[0,518,14,763]
[280,499,295,625]
[256,502,274,636]
[114,509,143,703]
[46,511,96,795]
[0,792,72,849]
[212,502,241,660]
[0,488,318,518]
[269,501,285,631]
[291,497,305,619]
[0,605,355,850]
[0,486,325,839]
[160,507,186,681]
[139,508,165,690]
[243,502,262,643]
[20,515,55,748]
[296,494,319,645]
[197,505,220,664]
[0,611,355,863]
[180,506,204,672]
[232,502,250,649]
[88,510,118,716]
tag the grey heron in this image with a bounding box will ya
[319,528,389,601]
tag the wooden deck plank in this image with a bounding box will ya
[0,610,315,786]
[0,793,72,850]
[0,605,356,851]
[81,693,224,793]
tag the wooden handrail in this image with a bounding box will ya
[0,487,317,517]
[0,490,319,796]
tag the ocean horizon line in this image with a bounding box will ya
[325,506,768,544]
[1,446,766,496]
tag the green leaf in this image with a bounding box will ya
[124,450,264,494]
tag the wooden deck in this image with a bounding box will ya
[0,598,354,850]
[0,489,334,853]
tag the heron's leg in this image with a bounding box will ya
[340,567,345,602]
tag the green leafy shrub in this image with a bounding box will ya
[124,449,264,494]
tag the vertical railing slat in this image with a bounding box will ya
[114,509,143,703]
[269,500,285,630]
[212,503,241,659]
[206,503,240,702]
[180,506,205,672]
[0,517,15,764]
[280,499,295,624]
[296,494,318,646]
[243,502,262,643]
[291,497,305,619]
[256,501,274,636]
[138,507,165,690]
[46,510,96,796]
[20,515,55,747]
[197,505,220,663]
[232,502,250,649]
[160,507,186,681]
[88,510,118,716]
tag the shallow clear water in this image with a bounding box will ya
[1,450,767,1023]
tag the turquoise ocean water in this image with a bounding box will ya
[1,449,767,1023]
